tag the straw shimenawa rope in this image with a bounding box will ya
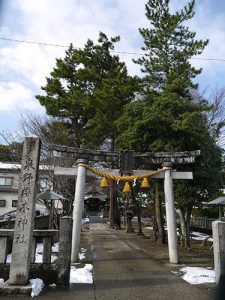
[79,164,171,182]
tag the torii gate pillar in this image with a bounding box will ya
[71,160,86,263]
[163,162,179,264]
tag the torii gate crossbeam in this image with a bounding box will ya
[54,162,193,264]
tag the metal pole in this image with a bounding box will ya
[71,160,86,263]
[163,163,179,264]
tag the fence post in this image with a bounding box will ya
[0,237,8,263]
[30,237,37,263]
[43,237,52,264]
[212,221,225,284]
[57,217,73,286]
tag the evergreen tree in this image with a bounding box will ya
[135,0,208,96]
[0,143,23,162]
[117,0,210,152]
[116,0,224,247]
[36,32,138,149]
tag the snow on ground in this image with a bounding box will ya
[52,242,59,252]
[6,254,11,263]
[32,243,58,263]
[29,263,93,296]
[30,278,45,297]
[70,264,93,284]
[1,217,92,296]
[173,266,215,284]
[3,227,214,293]
[6,242,59,264]
[144,226,153,230]
[79,248,87,261]
[191,231,213,242]
[82,217,90,225]
[3,243,92,296]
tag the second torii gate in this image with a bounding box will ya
[54,157,194,265]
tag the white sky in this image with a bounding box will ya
[1,0,225,135]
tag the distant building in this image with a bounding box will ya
[0,162,51,217]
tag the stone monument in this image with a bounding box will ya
[9,136,41,286]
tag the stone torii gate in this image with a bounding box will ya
[51,145,200,264]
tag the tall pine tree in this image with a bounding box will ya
[116,0,224,248]
[36,32,138,150]
[117,0,209,152]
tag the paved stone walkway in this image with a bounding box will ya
[91,223,214,300]
[1,221,216,299]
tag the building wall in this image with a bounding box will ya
[0,170,19,215]
[0,164,56,217]
[0,191,18,215]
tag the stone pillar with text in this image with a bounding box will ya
[9,136,41,285]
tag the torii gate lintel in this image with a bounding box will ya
[51,146,200,264]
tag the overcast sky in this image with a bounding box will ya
[0,0,225,138]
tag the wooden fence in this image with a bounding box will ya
[0,216,72,286]
[190,216,222,230]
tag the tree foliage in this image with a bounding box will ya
[0,142,23,162]
[116,0,210,153]
[36,32,138,150]
[135,0,208,95]
[115,0,224,247]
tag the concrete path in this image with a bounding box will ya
[91,223,213,300]
[1,221,215,299]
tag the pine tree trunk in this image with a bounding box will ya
[179,210,186,248]
[131,187,143,235]
[109,180,114,228]
[185,207,192,249]
[114,187,121,229]
[179,207,192,249]
[109,180,121,229]
[155,183,165,244]
[137,207,143,235]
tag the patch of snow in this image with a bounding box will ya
[0,278,4,285]
[51,255,57,263]
[79,248,87,261]
[35,242,58,263]
[0,162,21,169]
[144,226,153,230]
[82,217,90,225]
[49,283,57,287]
[70,264,93,284]
[191,231,213,242]
[178,266,215,285]
[35,243,43,263]
[79,253,86,260]
[30,278,45,297]
[52,242,59,252]
[7,241,60,264]
[6,254,11,263]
